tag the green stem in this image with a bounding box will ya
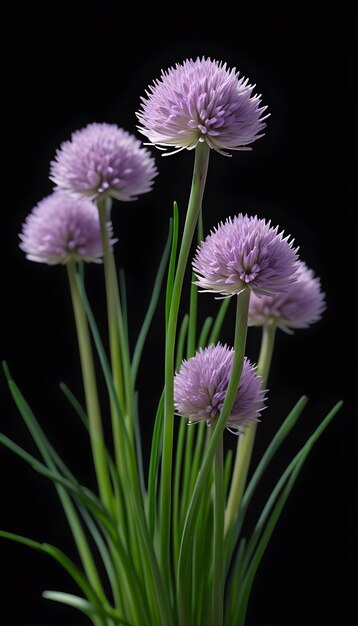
[187,208,204,358]
[224,322,277,535]
[66,261,113,511]
[161,143,210,573]
[208,298,231,345]
[187,278,198,358]
[256,322,276,386]
[212,435,224,626]
[97,196,135,494]
[97,196,126,416]
[62,503,107,607]
[178,289,250,626]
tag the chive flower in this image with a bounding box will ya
[19,192,113,265]
[137,57,268,155]
[50,123,158,200]
[174,344,266,433]
[248,261,326,332]
[193,213,299,297]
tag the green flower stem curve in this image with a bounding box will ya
[178,289,250,626]
[224,322,277,535]
[67,260,113,512]
[161,142,210,574]
[97,197,126,416]
[97,196,136,488]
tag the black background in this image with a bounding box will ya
[0,1,356,624]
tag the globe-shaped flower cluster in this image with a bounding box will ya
[137,57,268,155]
[19,192,114,265]
[193,214,299,298]
[50,123,157,200]
[174,344,266,433]
[248,261,326,332]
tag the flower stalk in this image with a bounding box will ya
[225,322,276,535]
[97,195,136,496]
[178,289,250,626]
[97,196,126,416]
[161,141,210,574]
[257,322,277,387]
[66,260,113,511]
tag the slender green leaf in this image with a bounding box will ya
[132,219,172,382]
[76,275,140,503]
[208,298,231,344]
[0,433,54,475]
[3,363,60,467]
[76,281,172,624]
[2,366,106,601]
[79,507,122,610]
[43,592,106,626]
[43,591,131,626]
[191,444,213,626]
[60,384,124,510]
[180,424,195,526]
[175,314,189,370]
[0,531,101,606]
[173,417,187,570]
[0,530,43,552]
[165,202,179,327]
[188,422,207,499]
[173,313,190,567]
[198,316,213,348]
[232,400,343,625]
[0,433,115,534]
[133,391,146,501]
[226,538,246,625]
[30,454,151,625]
[3,365,80,485]
[224,449,233,500]
[76,276,138,492]
[60,379,140,617]
[76,277,124,427]
[147,390,164,537]
[127,487,174,626]
[58,382,131,610]
[59,382,89,430]
[244,395,309,508]
[187,276,198,358]
[225,395,309,567]
[119,268,129,348]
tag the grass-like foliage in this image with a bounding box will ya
[3,89,342,626]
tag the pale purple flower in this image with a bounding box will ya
[193,214,299,298]
[248,261,326,332]
[50,123,158,200]
[137,57,268,155]
[19,192,113,265]
[174,344,266,433]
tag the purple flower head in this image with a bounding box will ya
[174,343,267,434]
[248,261,326,333]
[19,192,114,265]
[50,123,158,201]
[193,214,299,298]
[137,57,268,155]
